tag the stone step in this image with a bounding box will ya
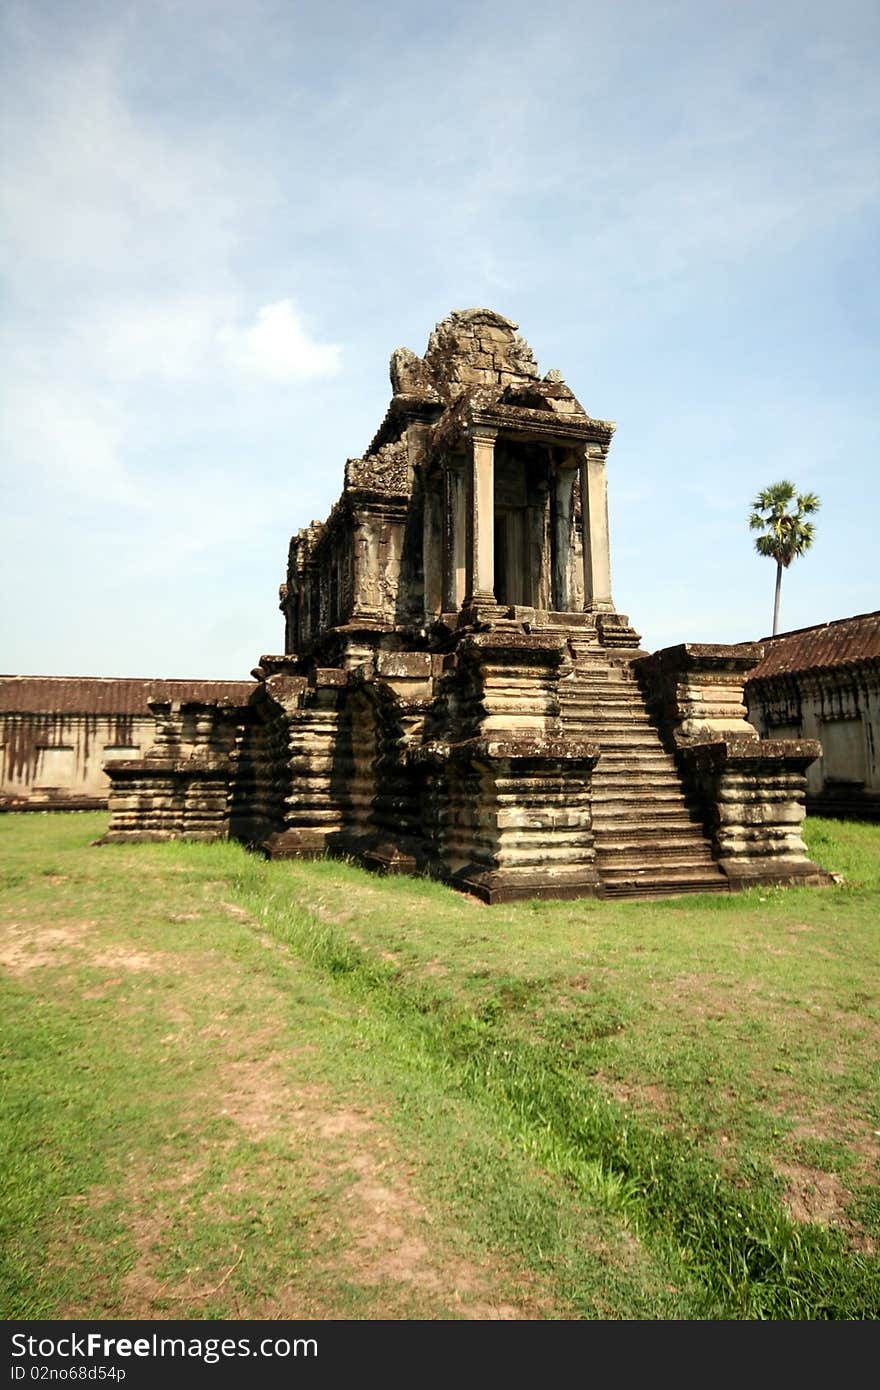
[568,725,659,739]
[569,669,639,681]
[566,705,655,715]
[600,867,722,889]
[562,679,645,693]
[595,828,715,850]
[569,673,642,688]
[594,795,700,813]
[592,784,696,801]
[590,752,679,768]
[598,852,721,871]
[589,845,711,867]
[598,853,721,874]
[592,808,702,828]
[589,783,686,806]
[596,848,715,869]
[587,746,673,760]
[592,763,684,779]
[582,734,669,749]
[591,787,695,805]
[589,744,666,755]
[566,711,648,720]
[598,854,718,875]
[563,708,649,721]
[590,752,678,767]
[564,710,650,725]
[599,874,728,899]
[562,712,657,727]
[562,690,645,704]
[573,715,659,729]
[592,816,704,837]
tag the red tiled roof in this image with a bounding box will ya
[747,611,880,680]
[0,677,255,715]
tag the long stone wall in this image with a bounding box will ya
[747,658,880,819]
[1,677,253,811]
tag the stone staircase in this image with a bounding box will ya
[559,654,728,898]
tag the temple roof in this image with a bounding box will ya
[0,676,255,715]
[392,306,586,402]
[747,611,880,680]
[363,308,613,460]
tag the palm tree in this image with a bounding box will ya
[749,480,820,635]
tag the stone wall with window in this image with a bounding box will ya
[746,612,880,819]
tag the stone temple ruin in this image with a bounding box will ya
[103,309,830,900]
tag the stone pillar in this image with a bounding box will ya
[422,484,444,620]
[530,481,552,611]
[443,461,467,612]
[580,445,614,613]
[349,516,381,621]
[552,463,578,611]
[465,426,497,607]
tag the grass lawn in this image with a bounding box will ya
[1,812,878,1319]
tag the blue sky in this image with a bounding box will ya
[2,0,877,678]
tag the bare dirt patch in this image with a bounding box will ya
[776,1160,848,1226]
[599,1076,673,1115]
[0,921,88,976]
[336,1140,524,1317]
[659,972,745,1020]
[774,1160,876,1252]
[219,901,254,921]
[0,918,168,980]
[88,987,543,1319]
[219,1056,537,1317]
[219,1056,323,1143]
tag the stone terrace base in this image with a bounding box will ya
[718,860,832,890]
[100,634,835,903]
[238,636,832,903]
[443,869,601,905]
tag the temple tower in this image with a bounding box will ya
[280,308,640,660]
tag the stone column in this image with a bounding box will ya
[349,517,381,621]
[422,483,444,620]
[552,463,578,611]
[443,461,467,611]
[579,445,614,613]
[465,426,497,607]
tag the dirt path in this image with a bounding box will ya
[2,881,548,1319]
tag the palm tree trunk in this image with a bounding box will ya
[772,560,783,635]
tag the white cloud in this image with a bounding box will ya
[219,300,342,381]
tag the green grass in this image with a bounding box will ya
[1,812,878,1319]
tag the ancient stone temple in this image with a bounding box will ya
[104,309,830,901]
